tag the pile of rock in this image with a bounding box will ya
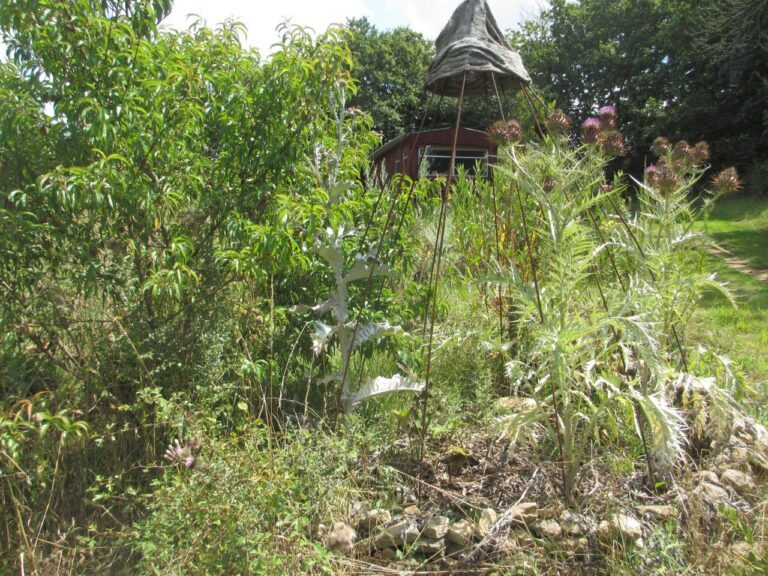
[320,500,672,565]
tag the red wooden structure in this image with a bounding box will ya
[371,127,497,181]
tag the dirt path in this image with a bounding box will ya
[709,245,768,283]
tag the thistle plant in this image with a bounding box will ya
[478,107,742,499]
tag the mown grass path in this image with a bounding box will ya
[692,196,768,409]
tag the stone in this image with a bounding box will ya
[373,520,419,549]
[422,515,451,539]
[417,537,446,556]
[720,468,756,496]
[696,470,721,485]
[560,510,589,537]
[380,547,400,561]
[446,519,479,548]
[636,505,676,521]
[729,541,760,569]
[318,522,357,555]
[506,502,539,527]
[403,504,421,516]
[531,518,563,540]
[561,537,590,558]
[597,514,643,547]
[478,508,498,536]
[356,509,391,534]
[700,481,730,505]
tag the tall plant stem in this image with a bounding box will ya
[606,196,689,371]
[490,74,507,349]
[335,186,402,425]
[512,179,568,501]
[418,74,467,497]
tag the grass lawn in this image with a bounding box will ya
[691,195,768,412]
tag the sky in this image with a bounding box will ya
[163,0,547,55]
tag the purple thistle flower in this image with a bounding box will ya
[581,117,602,143]
[598,105,617,118]
[598,105,618,129]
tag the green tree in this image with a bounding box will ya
[345,17,433,141]
[512,0,768,177]
[0,0,368,567]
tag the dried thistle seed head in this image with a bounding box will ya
[671,140,691,162]
[164,437,202,469]
[690,141,711,165]
[581,117,602,143]
[545,109,572,135]
[488,119,522,145]
[646,162,678,195]
[599,129,627,157]
[711,167,742,195]
[652,136,670,157]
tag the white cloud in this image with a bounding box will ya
[164,0,547,55]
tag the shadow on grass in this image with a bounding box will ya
[709,229,768,270]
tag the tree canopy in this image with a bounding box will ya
[512,0,768,180]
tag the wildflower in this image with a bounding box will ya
[488,119,522,146]
[646,162,678,195]
[581,117,602,143]
[600,183,614,194]
[710,167,741,195]
[671,140,691,162]
[164,437,202,469]
[598,105,618,129]
[689,141,710,166]
[652,136,670,157]
[599,130,627,157]
[545,109,572,135]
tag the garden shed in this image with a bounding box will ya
[371,126,497,181]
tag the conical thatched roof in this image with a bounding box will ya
[425,0,531,97]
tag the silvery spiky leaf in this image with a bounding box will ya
[343,374,424,408]
[495,397,545,446]
[633,392,687,476]
[351,322,404,351]
[342,258,391,285]
[311,321,335,355]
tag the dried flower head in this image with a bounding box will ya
[646,162,678,195]
[599,130,627,157]
[689,141,710,166]
[545,109,572,135]
[710,167,741,195]
[581,117,602,143]
[671,140,691,162]
[598,105,618,129]
[164,437,202,469]
[652,136,670,157]
[488,119,522,146]
[543,175,556,193]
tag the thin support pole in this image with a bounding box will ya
[418,74,467,497]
